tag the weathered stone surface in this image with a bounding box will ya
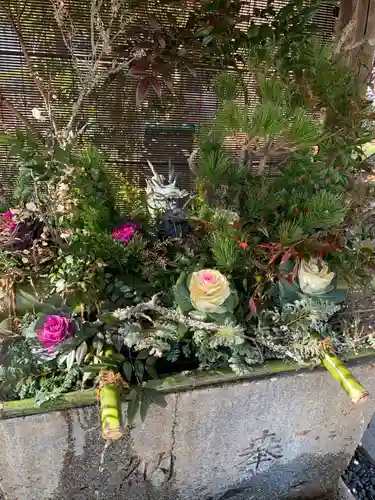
[171,363,375,500]
[338,478,356,500]
[0,361,374,500]
[0,412,68,499]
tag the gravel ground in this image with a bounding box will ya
[342,447,375,499]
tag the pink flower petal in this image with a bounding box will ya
[200,271,217,285]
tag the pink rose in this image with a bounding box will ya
[111,222,138,244]
[37,315,74,351]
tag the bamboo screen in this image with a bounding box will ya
[0,1,337,195]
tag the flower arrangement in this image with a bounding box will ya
[0,5,374,435]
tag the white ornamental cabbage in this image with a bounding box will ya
[298,258,335,295]
[189,269,230,313]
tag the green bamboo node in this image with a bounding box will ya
[99,382,123,440]
[322,352,369,403]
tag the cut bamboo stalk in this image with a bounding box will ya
[99,380,123,440]
[322,351,369,403]
[98,348,124,441]
[311,333,369,403]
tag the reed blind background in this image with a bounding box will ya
[0,0,337,194]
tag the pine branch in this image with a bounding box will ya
[257,137,272,175]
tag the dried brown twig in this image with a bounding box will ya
[0,90,41,137]
[0,2,59,136]
[50,0,134,135]
[0,0,134,143]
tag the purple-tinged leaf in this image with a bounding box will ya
[150,76,162,97]
[249,297,257,314]
[136,78,150,106]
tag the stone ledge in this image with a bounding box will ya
[2,350,375,420]
[0,362,375,500]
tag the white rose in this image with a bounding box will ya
[298,258,335,295]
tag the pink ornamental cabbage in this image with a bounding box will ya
[1,210,16,233]
[37,314,74,351]
[2,210,13,220]
[111,222,138,244]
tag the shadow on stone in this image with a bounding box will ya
[54,407,346,500]
[53,407,180,500]
[203,452,347,500]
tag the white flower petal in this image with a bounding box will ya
[31,107,46,122]
[298,258,335,295]
[25,201,37,211]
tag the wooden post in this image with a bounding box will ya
[335,0,375,85]
[335,0,354,39]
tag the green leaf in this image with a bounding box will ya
[145,357,158,379]
[122,360,133,382]
[137,349,150,360]
[96,355,117,364]
[111,352,125,362]
[127,389,140,425]
[224,288,239,312]
[111,334,123,352]
[66,349,76,371]
[177,324,189,337]
[312,287,347,304]
[83,363,113,373]
[278,278,301,305]
[195,25,214,37]
[146,388,167,408]
[135,360,144,381]
[0,317,12,334]
[57,353,68,366]
[173,273,192,313]
[54,147,70,163]
[140,389,150,422]
[189,310,208,321]
[148,14,161,31]
[17,289,43,309]
[75,341,88,365]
